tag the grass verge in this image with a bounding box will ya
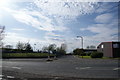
[77,55,120,59]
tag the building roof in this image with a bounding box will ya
[97,41,120,48]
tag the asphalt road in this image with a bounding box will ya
[1,55,120,80]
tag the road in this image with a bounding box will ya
[1,55,120,80]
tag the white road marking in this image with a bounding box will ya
[0,75,3,77]
[75,67,79,69]
[12,67,21,69]
[7,76,15,78]
[0,78,2,80]
[86,67,91,69]
[113,68,120,71]
[76,67,91,70]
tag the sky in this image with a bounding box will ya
[0,0,119,52]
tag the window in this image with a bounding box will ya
[113,44,119,48]
[101,45,104,48]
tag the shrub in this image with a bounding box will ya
[81,53,86,56]
[90,52,103,58]
[87,53,91,56]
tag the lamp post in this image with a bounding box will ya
[77,36,83,58]
[77,36,83,49]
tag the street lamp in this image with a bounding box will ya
[77,36,83,49]
[77,36,84,58]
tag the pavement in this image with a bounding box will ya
[1,55,120,80]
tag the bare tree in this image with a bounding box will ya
[5,45,13,49]
[0,25,5,48]
[24,42,33,52]
[42,46,48,52]
[47,44,56,59]
[16,41,25,50]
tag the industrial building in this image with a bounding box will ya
[97,42,120,58]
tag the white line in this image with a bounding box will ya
[113,68,120,71]
[0,75,3,77]
[76,67,91,70]
[86,67,91,69]
[80,67,91,69]
[12,67,21,69]
[75,67,79,69]
[7,76,15,78]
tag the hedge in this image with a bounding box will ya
[90,52,103,58]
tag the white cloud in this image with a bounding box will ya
[80,19,118,48]
[95,13,113,23]
[1,0,119,3]
[11,28,25,31]
[46,32,63,37]
[34,1,99,18]
[4,8,68,32]
[83,24,117,34]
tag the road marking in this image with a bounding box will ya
[54,77,59,79]
[7,76,15,78]
[76,67,91,70]
[113,68,120,71]
[86,67,91,69]
[75,67,79,69]
[12,67,21,69]
[0,75,3,77]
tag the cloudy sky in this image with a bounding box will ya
[0,0,119,52]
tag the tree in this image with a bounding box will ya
[16,41,25,51]
[0,25,5,40]
[24,43,33,52]
[55,44,67,56]
[47,44,56,59]
[5,45,13,49]
[73,48,81,55]
[73,48,84,58]
[48,44,56,53]
[42,46,48,53]
[0,25,5,48]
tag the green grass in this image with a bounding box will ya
[78,55,120,59]
[79,56,91,58]
[2,53,54,58]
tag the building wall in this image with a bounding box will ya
[97,42,113,57]
[103,42,113,57]
[97,42,120,58]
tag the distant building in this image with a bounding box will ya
[97,42,120,58]
[83,49,97,53]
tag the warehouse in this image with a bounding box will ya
[97,42,120,58]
